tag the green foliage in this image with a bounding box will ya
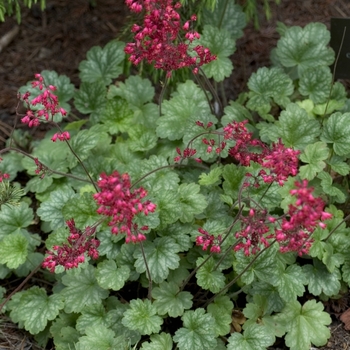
[247,67,293,120]
[298,66,332,104]
[227,323,275,350]
[96,259,130,291]
[2,4,349,350]
[207,296,233,336]
[203,0,246,39]
[0,232,28,268]
[196,256,226,293]
[274,300,331,350]
[152,281,193,317]
[302,259,341,297]
[156,80,214,140]
[198,25,236,82]
[241,0,281,29]
[37,186,75,229]
[78,41,125,85]
[74,81,107,120]
[0,201,33,236]
[19,70,74,117]
[122,299,163,335]
[299,142,329,180]
[60,266,109,313]
[9,286,64,334]
[173,309,217,350]
[75,325,128,350]
[140,332,173,350]
[275,22,334,77]
[134,237,181,283]
[275,103,321,149]
[0,0,46,23]
[321,112,350,156]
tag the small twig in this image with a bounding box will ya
[0,26,20,53]
[0,265,41,312]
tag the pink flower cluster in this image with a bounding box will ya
[124,0,216,77]
[223,120,269,166]
[192,119,331,256]
[225,121,300,186]
[199,120,300,187]
[259,139,300,186]
[196,227,221,253]
[20,74,69,142]
[0,158,10,182]
[174,147,201,163]
[51,131,70,142]
[42,219,100,272]
[232,180,332,256]
[179,119,300,189]
[234,208,271,256]
[33,158,47,179]
[276,180,332,255]
[93,171,157,243]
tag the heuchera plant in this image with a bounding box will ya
[1,1,350,349]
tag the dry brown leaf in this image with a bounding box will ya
[231,310,246,333]
[340,308,350,330]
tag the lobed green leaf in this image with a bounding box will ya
[321,112,350,156]
[275,299,331,350]
[96,259,130,291]
[122,299,163,335]
[276,22,334,77]
[227,323,275,350]
[299,142,329,180]
[37,185,75,229]
[61,265,109,313]
[156,80,212,140]
[247,67,294,119]
[152,281,193,317]
[173,308,217,350]
[203,0,246,40]
[134,237,180,283]
[0,232,28,268]
[198,25,235,82]
[302,259,341,297]
[0,202,33,237]
[196,256,225,293]
[14,287,64,334]
[62,192,100,228]
[276,103,321,150]
[140,332,173,350]
[78,40,125,85]
[75,325,126,350]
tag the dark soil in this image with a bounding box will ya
[1,0,350,349]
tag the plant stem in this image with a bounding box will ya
[323,26,346,118]
[203,242,275,308]
[158,76,169,116]
[178,251,214,293]
[0,147,93,184]
[324,213,350,242]
[63,138,99,192]
[139,241,152,300]
[217,0,229,30]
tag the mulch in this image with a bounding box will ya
[1,0,350,349]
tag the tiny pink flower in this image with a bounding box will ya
[94,171,156,243]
